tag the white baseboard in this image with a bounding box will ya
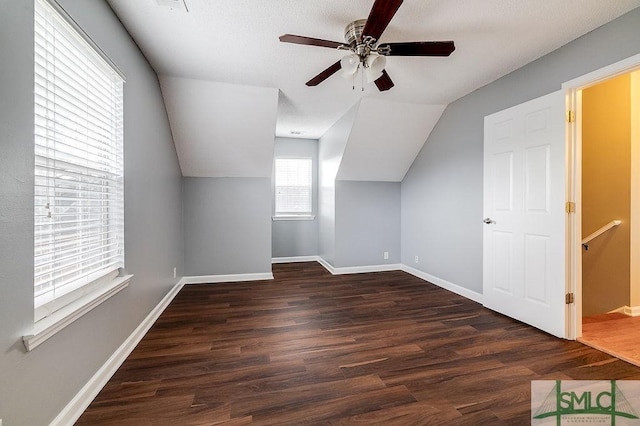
[182,272,274,284]
[332,263,402,275]
[273,255,334,274]
[51,278,186,426]
[316,256,334,274]
[625,306,640,316]
[401,265,483,304]
[609,305,640,317]
[311,256,401,275]
[272,256,319,264]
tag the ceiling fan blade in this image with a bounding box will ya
[362,0,404,42]
[374,70,394,91]
[306,60,342,86]
[279,34,346,49]
[382,41,455,56]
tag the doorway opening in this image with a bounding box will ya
[564,54,640,364]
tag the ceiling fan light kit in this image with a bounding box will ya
[365,54,386,82]
[279,0,455,92]
[340,54,360,78]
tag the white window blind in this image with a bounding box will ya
[34,0,124,322]
[275,158,312,216]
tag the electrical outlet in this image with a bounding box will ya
[383,251,389,260]
[173,267,177,279]
[414,256,419,264]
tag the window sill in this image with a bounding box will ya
[23,274,133,352]
[272,215,316,221]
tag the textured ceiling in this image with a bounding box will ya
[107,0,640,140]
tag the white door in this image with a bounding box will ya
[483,90,566,338]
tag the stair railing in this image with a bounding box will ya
[582,220,621,250]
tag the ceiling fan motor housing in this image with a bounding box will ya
[344,19,369,57]
[344,19,391,61]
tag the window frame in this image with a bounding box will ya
[273,156,315,220]
[25,0,131,351]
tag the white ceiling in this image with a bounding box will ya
[107,0,640,138]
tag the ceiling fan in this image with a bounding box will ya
[279,0,455,91]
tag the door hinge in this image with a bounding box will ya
[565,201,575,213]
[565,293,575,305]
[566,110,575,123]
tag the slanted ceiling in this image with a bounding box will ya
[160,76,278,178]
[105,0,640,179]
[163,77,443,180]
[337,98,445,182]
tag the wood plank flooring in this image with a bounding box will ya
[580,312,640,367]
[77,262,640,425]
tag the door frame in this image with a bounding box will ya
[562,53,640,340]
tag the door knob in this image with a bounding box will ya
[483,218,496,224]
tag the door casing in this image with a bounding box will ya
[562,53,640,339]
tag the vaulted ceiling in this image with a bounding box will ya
[106,0,640,179]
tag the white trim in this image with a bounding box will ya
[625,306,640,317]
[316,256,335,274]
[23,275,133,352]
[566,87,582,340]
[312,257,401,276]
[562,53,640,91]
[331,263,402,275]
[272,256,319,263]
[272,215,316,221]
[563,53,640,340]
[182,272,274,284]
[50,278,186,426]
[609,305,640,317]
[631,70,640,308]
[401,265,484,304]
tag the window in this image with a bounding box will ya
[34,0,125,322]
[274,158,313,217]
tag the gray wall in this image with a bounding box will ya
[183,177,272,275]
[402,8,640,294]
[272,137,319,258]
[0,1,184,424]
[335,181,401,267]
[318,104,359,266]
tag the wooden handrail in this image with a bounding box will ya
[582,220,622,246]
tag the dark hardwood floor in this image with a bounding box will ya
[77,262,640,425]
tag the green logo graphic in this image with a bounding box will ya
[533,380,639,425]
